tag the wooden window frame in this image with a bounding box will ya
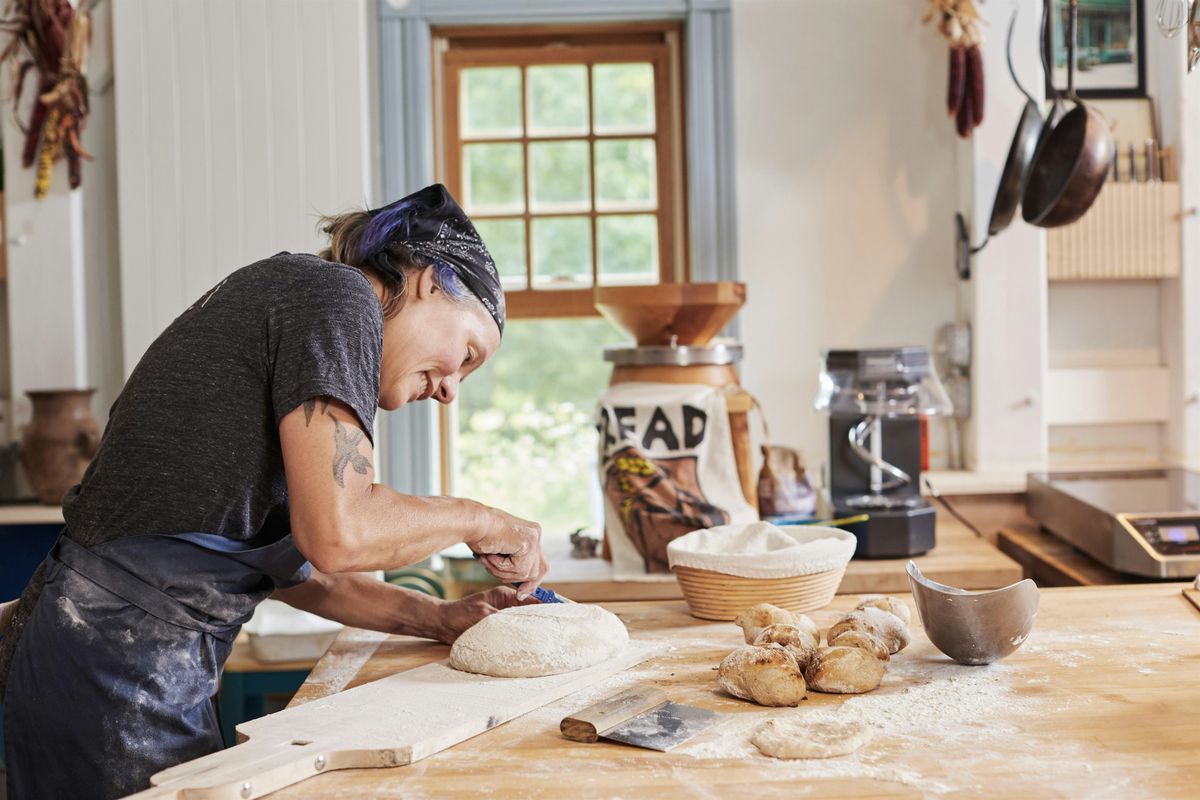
[433,22,689,321]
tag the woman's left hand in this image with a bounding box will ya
[434,586,541,644]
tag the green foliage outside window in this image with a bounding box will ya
[452,58,666,538]
[454,318,628,536]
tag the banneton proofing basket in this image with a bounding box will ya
[667,523,856,620]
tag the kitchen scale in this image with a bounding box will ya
[1027,469,1200,578]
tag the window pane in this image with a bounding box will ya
[594,138,657,211]
[473,218,527,290]
[529,140,591,213]
[527,65,588,136]
[592,63,655,134]
[531,216,592,289]
[463,143,524,215]
[455,318,628,537]
[598,214,658,285]
[461,67,522,139]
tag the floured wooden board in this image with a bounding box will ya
[123,641,657,799]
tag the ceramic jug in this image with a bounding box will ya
[20,388,100,505]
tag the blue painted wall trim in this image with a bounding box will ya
[376,0,738,492]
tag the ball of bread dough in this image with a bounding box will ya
[449,604,628,677]
[752,717,874,759]
[828,629,890,662]
[826,607,911,654]
[854,595,912,625]
[753,623,818,671]
[734,603,818,645]
[717,644,807,707]
[804,646,886,694]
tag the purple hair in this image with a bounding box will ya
[357,197,422,263]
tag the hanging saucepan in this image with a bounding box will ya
[1021,0,1114,228]
[1030,0,1067,166]
[986,7,1044,238]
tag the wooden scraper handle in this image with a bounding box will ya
[560,686,668,743]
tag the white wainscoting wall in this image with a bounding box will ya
[112,0,374,372]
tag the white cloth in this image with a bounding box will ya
[598,382,758,580]
[667,521,856,579]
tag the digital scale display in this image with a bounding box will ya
[1159,525,1200,544]
[1131,518,1200,556]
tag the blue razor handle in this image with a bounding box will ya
[531,585,566,603]
[514,584,567,603]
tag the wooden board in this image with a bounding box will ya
[1185,588,1200,615]
[123,643,657,799]
[278,585,1200,798]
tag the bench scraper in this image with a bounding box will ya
[560,685,718,751]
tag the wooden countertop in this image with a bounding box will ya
[0,503,64,525]
[281,583,1200,798]
[996,522,1166,587]
[544,515,1022,602]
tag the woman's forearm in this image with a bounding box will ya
[343,484,482,573]
[273,569,447,641]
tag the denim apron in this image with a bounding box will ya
[2,529,310,800]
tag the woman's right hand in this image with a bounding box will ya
[468,505,548,599]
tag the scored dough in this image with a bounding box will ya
[449,604,629,678]
[752,717,874,759]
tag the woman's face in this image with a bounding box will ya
[374,267,501,410]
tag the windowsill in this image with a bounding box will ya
[542,533,615,582]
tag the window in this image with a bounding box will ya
[434,23,688,536]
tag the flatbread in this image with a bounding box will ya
[751,717,874,759]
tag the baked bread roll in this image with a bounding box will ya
[753,623,818,671]
[826,607,911,654]
[717,644,807,707]
[804,646,886,694]
[734,603,818,645]
[828,629,890,661]
[854,595,911,625]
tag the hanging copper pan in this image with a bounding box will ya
[1021,0,1114,228]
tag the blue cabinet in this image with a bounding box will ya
[0,523,62,602]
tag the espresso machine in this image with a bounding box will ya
[814,347,952,558]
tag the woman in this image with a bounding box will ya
[0,184,548,799]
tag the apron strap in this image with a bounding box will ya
[53,536,239,642]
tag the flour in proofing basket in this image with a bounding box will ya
[666,522,856,579]
[597,382,758,580]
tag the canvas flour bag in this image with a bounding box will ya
[597,382,758,578]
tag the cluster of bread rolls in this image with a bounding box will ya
[808,596,911,694]
[716,604,818,707]
[716,597,912,705]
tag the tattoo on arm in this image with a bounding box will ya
[330,416,372,488]
[302,397,330,427]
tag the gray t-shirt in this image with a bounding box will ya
[0,252,383,694]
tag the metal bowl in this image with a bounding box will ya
[906,561,1039,665]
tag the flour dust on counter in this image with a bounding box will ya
[674,653,1163,796]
